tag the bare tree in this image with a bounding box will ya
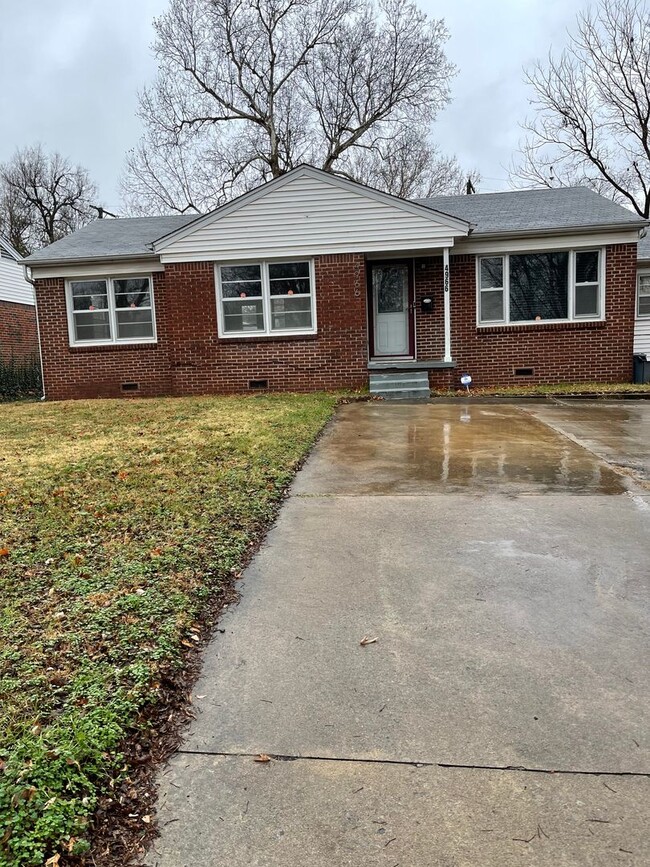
[122,0,468,213]
[0,145,99,256]
[511,0,650,217]
[341,128,480,198]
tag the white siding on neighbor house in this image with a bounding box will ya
[635,267,650,354]
[634,318,650,354]
[157,173,466,263]
[0,257,34,305]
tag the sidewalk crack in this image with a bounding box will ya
[176,749,650,777]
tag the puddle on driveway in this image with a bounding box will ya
[297,403,626,496]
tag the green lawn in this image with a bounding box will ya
[0,394,338,866]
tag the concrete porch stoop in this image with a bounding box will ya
[369,370,430,400]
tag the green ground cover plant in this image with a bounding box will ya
[0,393,337,865]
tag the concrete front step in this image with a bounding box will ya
[369,370,430,400]
[372,388,431,400]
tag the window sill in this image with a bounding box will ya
[217,332,318,343]
[69,340,158,352]
[477,320,606,335]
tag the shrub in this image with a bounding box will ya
[0,355,42,402]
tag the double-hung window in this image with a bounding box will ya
[478,250,603,325]
[67,276,156,345]
[217,261,315,337]
[638,273,650,317]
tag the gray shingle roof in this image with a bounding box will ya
[416,187,646,235]
[23,215,198,264]
[23,184,647,266]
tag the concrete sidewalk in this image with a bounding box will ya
[145,403,650,866]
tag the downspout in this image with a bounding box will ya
[22,264,46,401]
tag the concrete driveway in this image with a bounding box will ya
[146,401,650,867]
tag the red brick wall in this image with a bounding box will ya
[35,273,173,400]
[414,257,445,359]
[414,244,637,390]
[0,300,39,363]
[34,244,636,400]
[34,254,368,400]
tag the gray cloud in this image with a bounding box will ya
[0,0,587,206]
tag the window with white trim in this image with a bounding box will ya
[478,249,603,325]
[67,276,155,344]
[638,273,650,317]
[217,261,315,337]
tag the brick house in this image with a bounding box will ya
[23,166,648,400]
[0,236,38,365]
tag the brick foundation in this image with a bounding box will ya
[0,299,39,364]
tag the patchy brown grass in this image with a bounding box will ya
[432,381,650,398]
[0,393,338,866]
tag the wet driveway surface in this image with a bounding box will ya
[147,402,650,867]
[294,402,626,496]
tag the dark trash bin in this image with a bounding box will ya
[633,353,650,384]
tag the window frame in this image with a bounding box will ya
[65,274,157,347]
[476,248,606,327]
[637,270,650,318]
[215,259,317,338]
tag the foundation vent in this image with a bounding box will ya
[249,379,269,390]
[514,367,534,377]
[121,382,140,392]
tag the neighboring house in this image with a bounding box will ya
[0,236,38,365]
[23,166,648,401]
[636,234,650,356]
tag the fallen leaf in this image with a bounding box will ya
[45,855,60,867]
[254,754,271,763]
[359,636,378,647]
[142,815,152,824]
[149,547,162,558]
[0,548,9,557]
[117,470,129,481]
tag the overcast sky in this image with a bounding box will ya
[0,0,588,208]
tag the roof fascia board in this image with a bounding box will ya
[469,222,648,241]
[28,257,164,279]
[153,166,471,252]
[159,237,459,264]
[457,228,641,256]
[0,237,22,260]
[25,253,163,268]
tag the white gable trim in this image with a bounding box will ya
[0,237,22,261]
[153,165,471,253]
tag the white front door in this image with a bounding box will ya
[372,263,411,356]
